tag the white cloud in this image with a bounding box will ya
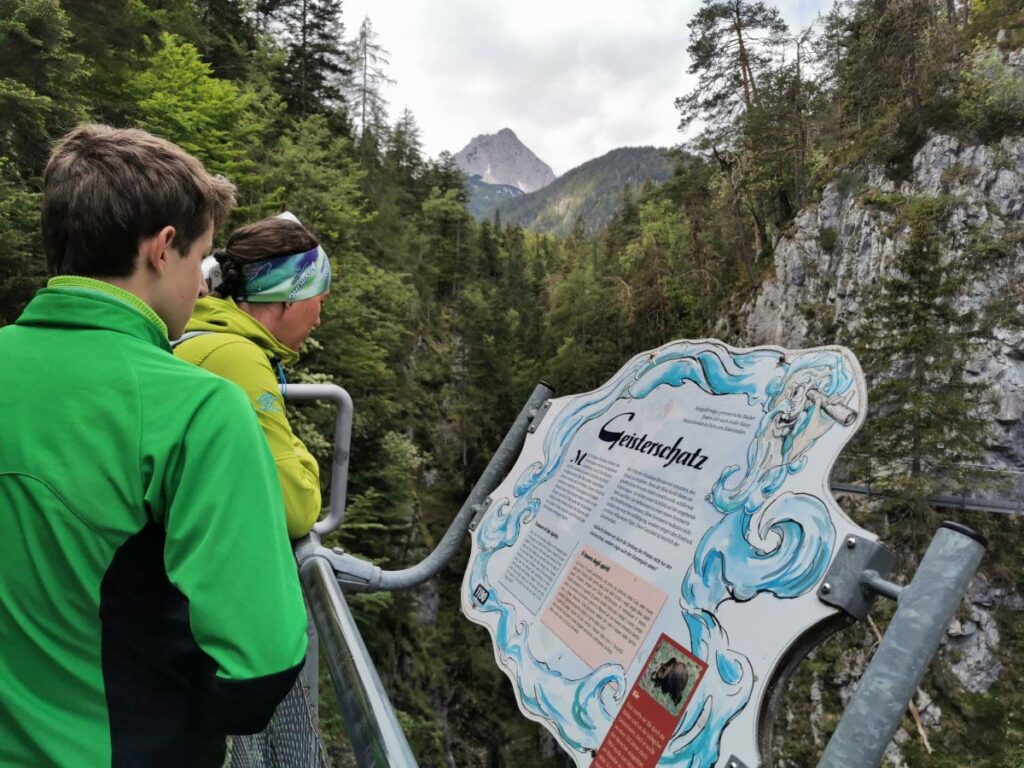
[342,0,830,175]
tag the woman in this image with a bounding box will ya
[174,213,331,539]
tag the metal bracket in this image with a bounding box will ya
[467,497,493,533]
[294,536,383,592]
[527,399,552,433]
[723,755,750,768]
[818,535,897,620]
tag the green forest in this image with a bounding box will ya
[1,0,1022,765]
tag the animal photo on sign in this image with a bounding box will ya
[639,637,705,717]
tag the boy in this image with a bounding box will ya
[0,125,308,766]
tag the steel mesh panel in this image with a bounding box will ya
[229,676,331,768]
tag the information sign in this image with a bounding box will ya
[461,339,873,767]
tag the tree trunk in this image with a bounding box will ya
[733,3,756,110]
[905,20,927,139]
[299,0,309,116]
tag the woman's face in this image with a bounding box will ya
[276,291,329,351]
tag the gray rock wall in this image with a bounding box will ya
[742,132,1024,766]
[738,133,1024,469]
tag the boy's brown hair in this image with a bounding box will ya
[42,124,237,278]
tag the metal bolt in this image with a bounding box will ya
[821,582,832,595]
[846,537,857,549]
[728,762,738,768]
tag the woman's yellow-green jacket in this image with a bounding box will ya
[175,296,321,539]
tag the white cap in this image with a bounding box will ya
[202,255,223,292]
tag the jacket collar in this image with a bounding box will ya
[16,276,171,351]
[184,296,298,365]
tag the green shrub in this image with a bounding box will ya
[820,227,839,253]
[959,42,1024,139]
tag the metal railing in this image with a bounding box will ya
[284,384,354,535]
[818,522,987,767]
[284,381,554,768]
[830,455,1024,515]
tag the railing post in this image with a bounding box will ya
[282,383,353,535]
[818,522,986,767]
[300,555,419,768]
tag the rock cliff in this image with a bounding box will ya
[738,132,1024,766]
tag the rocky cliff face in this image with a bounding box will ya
[738,132,1024,766]
[739,133,1024,468]
[453,128,556,194]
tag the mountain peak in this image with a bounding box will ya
[453,129,555,194]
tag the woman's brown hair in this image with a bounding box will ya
[213,217,319,299]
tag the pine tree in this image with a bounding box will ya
[0,159,43,326]
[0,0,86,176]
[384,108,426,192]
[346,16,396,144]
[676,0,788,134]
[820,0,958,163]
[127,33,265,189]
[675,0,788,260]
[195,0,258,80]
[851,196,993,524]
[0,0,85,323]
[280,0,349,116]
[260,115,366,249]
[60,0,154,123]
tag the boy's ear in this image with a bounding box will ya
[140,226,177,275]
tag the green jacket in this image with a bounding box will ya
[0,278,308,767]
[174,296,321,539]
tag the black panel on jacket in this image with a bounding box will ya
[100,521,225,767]
[99,521,306,766]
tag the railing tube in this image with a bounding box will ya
[818,522,986,767]
[369,382,554,592]
[283,383,353,536]
[300,554,418,768]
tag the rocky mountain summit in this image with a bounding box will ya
[453,128,556,194]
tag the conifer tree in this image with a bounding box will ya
[385,108,426,192]
[676,0,788,134]
[0,160,43,326]
[195,0,258,80]
[423,151,469,204]
[676,0,788,259]
[0,0,84,322]
[127,33,264,189]
[346,16,396,144]
[0,0,86,175]
[260,115,366,249]
[280,0,349,116]
[851,196,992,523]
[819,0,958,161]
[60,0,154,123]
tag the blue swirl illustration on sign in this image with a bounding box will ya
[466,340,858,765]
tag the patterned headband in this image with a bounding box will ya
[235,244,332,303]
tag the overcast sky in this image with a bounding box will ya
[341,0,828,176]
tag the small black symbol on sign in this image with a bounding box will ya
[474,584,489,604]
